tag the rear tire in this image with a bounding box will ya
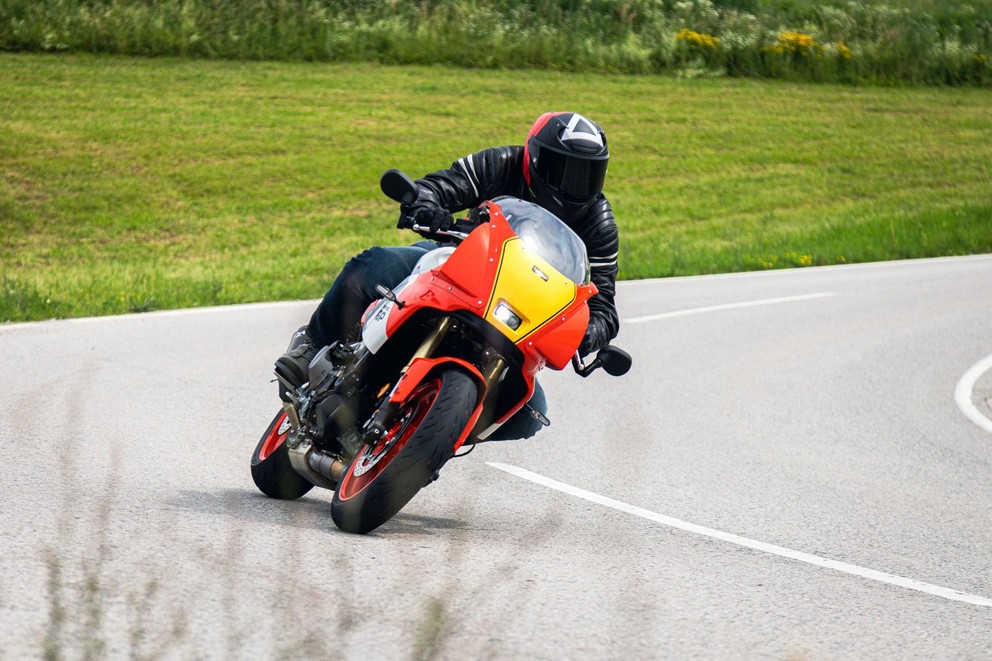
[331,368,477,534]
[251,410,313,500]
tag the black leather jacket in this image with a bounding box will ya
[412,146,620,355]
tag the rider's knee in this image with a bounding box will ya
[341,247,395,294]
[347,246,391,272]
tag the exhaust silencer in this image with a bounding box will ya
[287,437,346,490]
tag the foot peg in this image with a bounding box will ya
[526,405,550,427]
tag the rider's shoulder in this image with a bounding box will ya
[456,145,523,164]
[585,194,616,220]
[451,146,525,186]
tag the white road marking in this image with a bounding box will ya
[0,299,319,333]
[619,253,992,287]
[954,353,992,434]
[623,292,835,325]
[487,462,992,608]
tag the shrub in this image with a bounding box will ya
[1,0,990,86]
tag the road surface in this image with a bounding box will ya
[1,255,991,659]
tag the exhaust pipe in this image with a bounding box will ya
[287,436,347,490]
[308,450,347,484]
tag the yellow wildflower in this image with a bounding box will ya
[676,28,720,52]
[764,31,823,58]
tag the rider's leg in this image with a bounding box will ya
[485,380,548,441]
[307,243,434,346]
[275,243,434,391]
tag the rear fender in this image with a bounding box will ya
[389,356,487,452]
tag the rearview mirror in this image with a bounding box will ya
[380,169,418,206]
[573,344,632,377]
[597,346,632,377]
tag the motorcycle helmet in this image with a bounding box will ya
[523,112,609,219]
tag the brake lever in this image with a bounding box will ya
[409,223,470,242]
[571,352,599,378]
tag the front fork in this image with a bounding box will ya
[363,317,454,441]
[363,316,500,450]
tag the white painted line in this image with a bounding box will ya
[618,253,992,288]
[623,292,836,325]
[487,462,992,608]
[0,299,321,333]
[954,353,992,434]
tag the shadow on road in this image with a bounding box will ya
[169,488,469,535]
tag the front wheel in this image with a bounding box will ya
[251,410,314,500]
[331,368,477,534]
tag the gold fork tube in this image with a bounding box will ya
[409,316,453,364]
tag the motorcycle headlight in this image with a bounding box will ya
[493,302,522,331]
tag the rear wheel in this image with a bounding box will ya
[251,410,313,500]
[331,368,477,534]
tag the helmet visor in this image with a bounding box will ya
[534,147,608,202]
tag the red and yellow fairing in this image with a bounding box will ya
[387,202,594,367]
[481,235,594,371]
[378,200,595,427]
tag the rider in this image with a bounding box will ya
[275,112,620,440]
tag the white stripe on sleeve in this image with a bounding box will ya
[456,156,480,198]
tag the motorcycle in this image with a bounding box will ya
[250,169,631,534]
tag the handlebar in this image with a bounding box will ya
[408,222,470,243]
[385,169,475,243]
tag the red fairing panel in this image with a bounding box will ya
[381,215,515,340]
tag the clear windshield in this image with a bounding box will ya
[492,196,590,285]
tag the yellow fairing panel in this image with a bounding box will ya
[484,237,576,343]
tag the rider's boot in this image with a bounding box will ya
[275,326,320,398]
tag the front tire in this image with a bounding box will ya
[331,368,477,534]
[251,410,314,500]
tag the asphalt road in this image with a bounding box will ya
[2,255,991,659]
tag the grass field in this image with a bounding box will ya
[2,53,991,322]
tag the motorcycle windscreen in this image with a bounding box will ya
[494,196,591,286]
[483,237,577,344]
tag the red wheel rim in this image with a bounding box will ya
[259,412,291,462]
[337,378,441,501]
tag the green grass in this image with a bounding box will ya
[1,53,991,322]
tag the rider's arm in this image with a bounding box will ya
[576,199,620,356]
[412,146,524,213]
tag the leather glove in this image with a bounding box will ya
[578,318,607,357]
[578,333,597,359]
[398,203,455,233]
[456,205,487,233]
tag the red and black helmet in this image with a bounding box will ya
[523,112,609,218]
